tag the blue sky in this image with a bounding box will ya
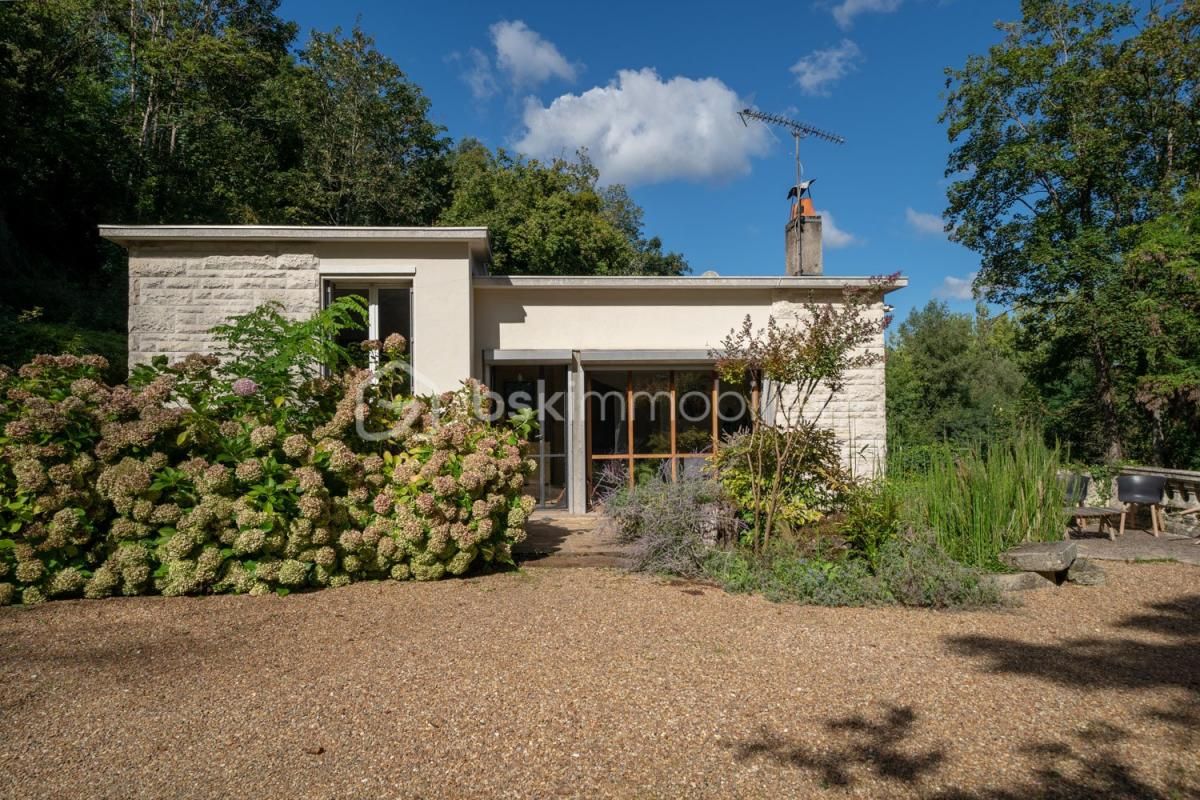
[278,0,1024,323]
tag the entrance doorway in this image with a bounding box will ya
[492,364,569,510]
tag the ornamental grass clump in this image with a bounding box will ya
[0,302,536,605]
[901,429,1066,571]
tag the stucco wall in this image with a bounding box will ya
[474,286,782,354]
[410,256,473,395]
[475,285,889,474]
[126,242,321,368]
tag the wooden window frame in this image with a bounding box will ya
[587,369,734,494]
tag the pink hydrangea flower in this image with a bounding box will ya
[231,378,259,397]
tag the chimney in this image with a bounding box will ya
[785,196,822,275]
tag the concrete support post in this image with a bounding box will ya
[568,354,588,514]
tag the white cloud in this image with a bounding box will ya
[790,40,862,96]
[817,209,858,248]
[830,0,903,29]
[936,272,977,300]
[905,207,946,236]
[491,20,577,88]
[516,68,772,185]
[459,48,497,99]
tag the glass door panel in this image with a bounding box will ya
[329,286,370,367]
[587,368,730,504]
[587,371,628,456]
[631,371,671,454]
[494,364,568,510]
[675,371,715,454]
[377,287,412,355]
[718,378,754,437]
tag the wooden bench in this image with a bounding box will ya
[1065,506,1124,541]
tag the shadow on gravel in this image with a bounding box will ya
[729,704,1197,798]
[930,728,1189,800]
[935,592,1200,798]
[728,704,945,788]
[945,593,1200,697]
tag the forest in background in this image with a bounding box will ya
[0,0,687,380]
[892,0,1200,471]
[2,0,1198,470]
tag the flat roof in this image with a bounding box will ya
[98,225,492,260]
[473,275,907,292]
[97,226,906,291]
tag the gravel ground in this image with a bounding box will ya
[1,561,1198,800]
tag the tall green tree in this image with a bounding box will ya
[112,0,297,223]
[0,0,121,297]
[942,0,1200,465]
[439,141,688,276]
[272,26,450,226]
[887,301,1028,451]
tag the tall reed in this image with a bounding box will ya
[902,430,1065,570]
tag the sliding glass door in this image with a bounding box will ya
[587,369,752,504]
[492,364,569,510]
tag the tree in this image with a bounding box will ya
[942,0,1200,464]
[886,301,1028,452]
[714,279,894,551]
[1120,190,1200,466]
[439,141,688,276]
[111,0,298,223]
[272,26,450,226]
[0,0,123,301]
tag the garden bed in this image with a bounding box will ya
[1,561,1196,799]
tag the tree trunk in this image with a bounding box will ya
[1091,335,1124,462]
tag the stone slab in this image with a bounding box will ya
[1000,541,1078,573]
[982,572,1054,592]
[1066,557,1107,586]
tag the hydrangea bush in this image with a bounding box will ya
[0,307,535,605]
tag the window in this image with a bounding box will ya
[587,369,753,496]
[492,365,569,509]
[324,282,413,368]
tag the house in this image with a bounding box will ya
[100,210,905,514]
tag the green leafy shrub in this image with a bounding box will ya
[712,425,849,536]
[839,480,902,571]
[704,542,892,607]
[901,429,1066,570]
[603,478,742,577]
[0,307,535,605]
[874,532,1001,608]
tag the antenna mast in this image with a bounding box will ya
[737,108,845,197]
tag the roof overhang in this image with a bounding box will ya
[483,349,719,366]
[98,225,492,262]
[473,275,906,292]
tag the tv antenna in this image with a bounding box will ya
[738,108,845,201]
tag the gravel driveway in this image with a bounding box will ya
[1,561,1197,799]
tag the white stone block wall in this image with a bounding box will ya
[127,244,320,369]
[769,296,889,478]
